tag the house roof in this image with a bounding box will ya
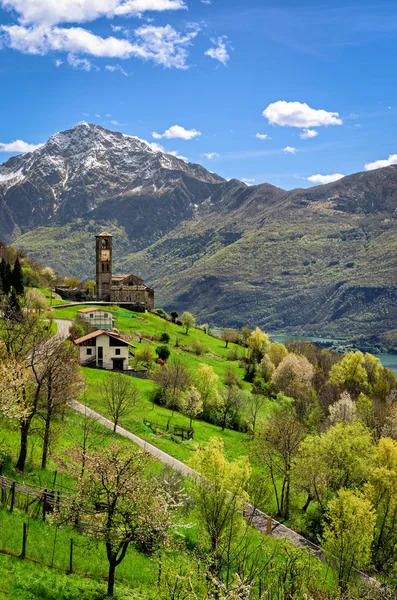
[78,307,112,314]
[73,330,137,348]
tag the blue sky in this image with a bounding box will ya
[0,0,397,189]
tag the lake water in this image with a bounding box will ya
[271,334,397,375]
[211,329,397,375]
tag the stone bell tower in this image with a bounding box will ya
[95,232,112,300]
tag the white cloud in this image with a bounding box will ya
[0,139,43,152]
[256,133,271,140]
[284,146,297,154]
[67,52,93,70]
[95,113,101,117]
[152,124,201,140]
[300,128,318,139]
[132,24,198,69]
[365,154,397,171]
[148,141,164,152]
[0,0,187,27]
[263,101,343,128]
[54,58,63,66]
[242,178,255,185]
[308,173,344,184]
[168,150,188,162]
[202,152,219,159]
[201,0,212,3]
[105,63,128,75]
[205,35,231,66]
[1,23,197,69]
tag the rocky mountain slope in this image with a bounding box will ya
[2,122,397,338]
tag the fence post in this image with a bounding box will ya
[68,538,73,574]
[1,477,6,505]
[42,489,47,522]
[266,516,272,535]
[21,523,27,559]
[10,481,15,513]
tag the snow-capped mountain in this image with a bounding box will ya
[0,122,224,241]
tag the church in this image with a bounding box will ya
[95,232,154,310]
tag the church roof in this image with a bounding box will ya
[96,231,112,237]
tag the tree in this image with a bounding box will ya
[222,329,236,348]
[64,276,80,288]
[245,393,267,435]
[26,288,48,314]
[156,345,171,361]
[38,339,83,468]
[135,347,156,371]
[218,386,246,432]
[84,279,96,295]
[267,342,288,367]
[254,409,306,519]
[256,355,275,383]
[11,258,24,296]
[170,310,178,323]
[0,308,52,471]
[247,328,270,361]
[181,311,195,334]
[182,386,203,428]
[72,444,175,597]
[328,391,357,425]
[328,351,369,398]
[190,438,251,565]
[322,489,375,591]
[295,435,328,512]
[271,353,315,420]
[102,373,140,432]
[153,358,191,416]
[271,353,314,396]
[195,363,220,421]
[365,437,397,570]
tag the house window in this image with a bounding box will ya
[90,313,94,318]
[115,349,121,356]
[104,314,108,319]
[87,348,92,355]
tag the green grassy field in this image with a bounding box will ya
[53,304,278,463]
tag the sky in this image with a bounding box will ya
[0,0,397,189]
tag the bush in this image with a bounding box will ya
[153,308,171,321]
[156,345,171,361]
[190,341,206,356]
[227,347,244,361]
[159,332,170,343]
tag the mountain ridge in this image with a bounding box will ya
[2,122,397,338]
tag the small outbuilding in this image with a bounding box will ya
[77,307,115,331]
[73,330,136,371]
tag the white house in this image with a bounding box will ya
[77,307,115,331]
[73,330,136,371]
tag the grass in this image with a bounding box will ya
[83,367,253,463]
[53,304,278,462]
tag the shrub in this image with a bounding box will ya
[153,308,171,321]
[156,345,171,361]
[159,332,170,343]
[190,341,206,356]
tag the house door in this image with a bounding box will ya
[97,346,103,367]
[113,359,124,371]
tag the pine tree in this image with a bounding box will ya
[11,258,24,296]
[0,259,6,295]
[2,262,12,296]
